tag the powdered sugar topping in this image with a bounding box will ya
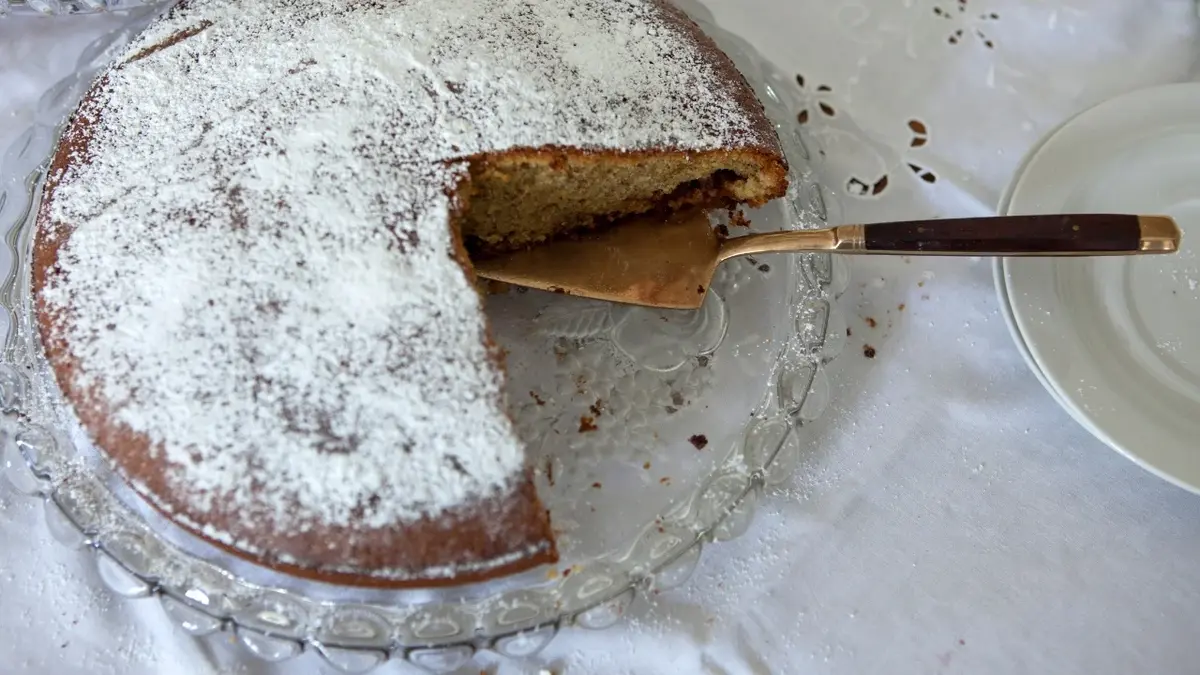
[38,0,761,535]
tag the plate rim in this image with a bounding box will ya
[992,111,1068,409]
[993,104,1105,424]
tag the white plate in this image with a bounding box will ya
[1002,83,1200,494]
[992,118,1071,412]
[993,115,1109,439]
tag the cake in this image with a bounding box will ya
[31,0,788,587]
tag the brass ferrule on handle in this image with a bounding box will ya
[1139,215,1183,253]
[834,224,867,252]
[715,225,868,262]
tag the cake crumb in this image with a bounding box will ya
[689,434,708,450]
[846,327,852,337]
[863,345,876,359]
[758,263,770,273]
[728,208,751,228]
[865,317,877,328]
[578,416,598,433]
[530,391,546,406]
[589,399,604,417]
[716,224,730,238]
[660,477,671,485]
[592,482,602,489]
[898,303,906,312]
[643,461,652,470]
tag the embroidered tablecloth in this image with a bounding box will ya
[3,2,1200,673]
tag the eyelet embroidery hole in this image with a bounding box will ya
[847,174,889,197]
[906,118,937,184]
[932,0,999,48]
[908,162,938,184]
[794,74,838,125]
[907,119,928,148]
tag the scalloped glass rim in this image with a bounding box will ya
[0,3,848,669]
[0,0,163,16]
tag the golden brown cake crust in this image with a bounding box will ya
[31,0,786,588]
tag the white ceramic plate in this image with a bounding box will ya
[1001,83,1200,493]
[994,156,1111,446]
[992,119,1070,412]
[993,114,1109,438]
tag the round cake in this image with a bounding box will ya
[32,0,788,587]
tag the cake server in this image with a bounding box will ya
[473,209,1181,310]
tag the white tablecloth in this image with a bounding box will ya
[3,2,1200,673]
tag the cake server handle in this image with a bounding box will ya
[717,214,1181,261]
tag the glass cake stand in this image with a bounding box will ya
[0,0,157,15]
[0,2,849,672]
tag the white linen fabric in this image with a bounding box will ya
[2,2,1199,673]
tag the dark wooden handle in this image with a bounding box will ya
[863,214,1142,254]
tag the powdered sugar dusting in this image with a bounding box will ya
[38,0,762,541]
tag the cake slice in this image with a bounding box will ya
[31,0,788,587]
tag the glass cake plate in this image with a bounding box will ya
[0,0,161,15]
[0,2,848,671]
[3,1,100,14]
